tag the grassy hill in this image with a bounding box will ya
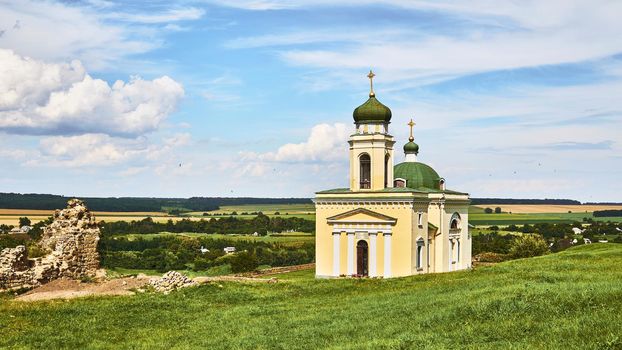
[2,244,622,349]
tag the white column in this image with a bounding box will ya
[332,232,340,276]
[383,232,392,278]
[448,239,453,272]
[369,232,378,277]
[347,232,355,276]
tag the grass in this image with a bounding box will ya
[106,265,233,278]
[1,244,622,349]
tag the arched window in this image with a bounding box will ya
[394,178,406,188]
[439,178,446,190]
[416,238,425,270]
[359,154,371,189]
[450,212,461,230]
[384,154,390,188]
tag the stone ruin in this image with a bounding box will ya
[149,271,197,294]
[0,199,100,291]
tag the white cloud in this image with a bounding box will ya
[242,123,349,164]
[0,0,158,68]
[105,7,205,24]
[29,132,192,168]
[36,134,150,167]
[0,49,184,137]
[221,1,622,90]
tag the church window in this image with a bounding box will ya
[394,179,405,188]
[417,212,423,227]
[450,212,461,230]
[359,154,371,189]
[457,240,461,263]
[416,238,424,270]
[439,178,446,190]
[384,154,390,188]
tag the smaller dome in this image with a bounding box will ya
[353,95,392,124]
[394,162,441,190]
[403,141,419,154]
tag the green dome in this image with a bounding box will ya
[403,141,419,154]
[394,162,441,190]
[353,95,392,123]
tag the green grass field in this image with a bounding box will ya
[2,244,621,349]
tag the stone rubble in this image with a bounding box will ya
[0,199,101,291]
[149,271,197,294]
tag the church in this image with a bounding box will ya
[314,72,471,278]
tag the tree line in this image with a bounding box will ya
[0,192,311,212]
[100,214,314,236]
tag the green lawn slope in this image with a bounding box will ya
[2,244,622,349]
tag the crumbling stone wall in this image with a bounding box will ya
[0,199,100,291]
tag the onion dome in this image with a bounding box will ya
[353,95,392,124]
[403,141,419,154]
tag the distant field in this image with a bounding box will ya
[473,204,622,214]
[470,212,622,225]
[184,203,316,220]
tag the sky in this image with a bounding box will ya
[0,0,621,202]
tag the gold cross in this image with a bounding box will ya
[367,70,376,96]
[408,118,416,141]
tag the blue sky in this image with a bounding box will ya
[0,0,621,201]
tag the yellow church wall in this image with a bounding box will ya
[315,200,420,278]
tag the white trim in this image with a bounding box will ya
[333,232,340,276]
[347,233,355,276]
[369,232,378,277]
[383,232,392,278]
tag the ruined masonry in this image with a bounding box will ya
[0,199,100,291]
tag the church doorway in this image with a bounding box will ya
[356,240,369,276]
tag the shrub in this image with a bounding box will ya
[484,208,493,214]
[230,251,258,273]
[509,234,549,259]
[494,207,502,214]
[474,252,508,263]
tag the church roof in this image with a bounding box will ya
[316,187,467,195]
[394,161,441,190]
[353,95,392,124]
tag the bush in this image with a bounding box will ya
[494,207,502,214]
[484,208,493,214]
[508,234,549,259]
[230,252,258,273]
[474,252,508,263]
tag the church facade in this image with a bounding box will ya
[314,72,471,278]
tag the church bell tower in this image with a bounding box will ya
[349,71,395,191]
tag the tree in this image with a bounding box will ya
[484,208,493,214]
[494,207,502,214]
[230,251,258,273]
[508,234,549,259]
[19,217,31,227]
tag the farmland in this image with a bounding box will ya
[2,244,621,349]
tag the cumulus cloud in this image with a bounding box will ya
[30,132,192,168]
[0,49,184,137]
[242,123,349,164]
[0,0,157,68]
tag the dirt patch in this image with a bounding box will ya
[15,276,150,302]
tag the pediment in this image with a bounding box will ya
[326,208,397,225]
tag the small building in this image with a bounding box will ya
[223,247,236,254]
[571,227,584,235]
[9,227,22,234]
